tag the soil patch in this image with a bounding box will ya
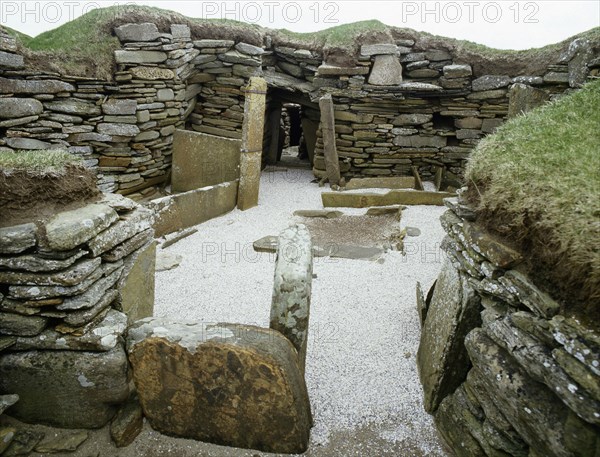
[0,164,100,227]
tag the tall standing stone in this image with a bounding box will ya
[238,77,266,211]
[270,225,313,375]
[318,94,340,186]
[368,54,403,85]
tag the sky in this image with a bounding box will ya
[0,0,598,50]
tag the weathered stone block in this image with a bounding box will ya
[508,83,550,118]
[317,64,370,76]
[361,43,398,56]
[102,99,137,115]
[472,75,511,91]
[417,259,481,412]
[44,204,118,252]
[393,135,447,148]
[126,319,312,454]
[114,50,168,64]
[170,24,191,40]
[0,345,130,428]
[393,113,432,125]
[0,258,101,287]
[368,54,403,85]
[0,224,37,255]
[0,312,47,336]
[235,42,264,56]
[0,77,74,94]
[462,222,523,269]
[44,99,101,116]
[443,64,473,78]
[97,123,140,137]
[0,50,23,69]
[5,138,51,150]
[114,23,160,43]
[0,98,43,119]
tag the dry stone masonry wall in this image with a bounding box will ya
[2,23,598,193]
[0,194,155,429]
[416,193,600,457]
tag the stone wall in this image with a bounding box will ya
[0,194,154,428]
[416,193,600,456]
[1,23,598,192]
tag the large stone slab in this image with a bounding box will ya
[150,181,238,237]
[270,225,313,374]
[44,99,101,116]
[462,222,523,269]
[114,50,168,64]
[114,23,160,42]
[0,312,47,336]
[322,189,455,207]
[472,75,511,91]
[118,241,156,324]
[361,43,398,56]
[0,250,87,273]
[0,98,43,119]
[317,64,370,76]
[102,99,137,115]
[0,345,130,428]
[130,66,175,80]
[44,204,118,252]
[508,83,550,118]
[97,123,140,137]
[5,138,51,150]
[0,224,37,255]
[56,266,122,311]
[172,130,241,192]
[368,54,403,85]
[345,176,415,190]
[417,259,481,413]
[0,51,23,69]
[7,266,103,300]
[126,319,312,454]
[0,258,101,287]
[0,77,74,94]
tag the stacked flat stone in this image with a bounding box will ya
[0,22,597,192]
[0,195,154,429]
[416,190,600,457]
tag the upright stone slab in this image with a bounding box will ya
[238,77,266,211]
[0,345,130,428]
[368,54,403,85]
[318,94,340,185]
[118,241,156,324]
[417,259,482,413]
[126,319,312,454]
[270,225,313,374]
[508,83,550,118]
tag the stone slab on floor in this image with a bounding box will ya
[322,189,455,207]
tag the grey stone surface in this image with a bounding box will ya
[0,258,101,287]
[88,208,153,257]
[5,138,51,150]
[0,224,37,255]
[0,50,23,69]
[218,50,261,66]
[170,24,191,39]
[235,42,264,56]
[193,39,234,48]
[7,266,103,300]
[471,75,511,91]
[368,54,403,85]
[0,312,48,336]
[0,98,43,119]
[13,309,127,352]
[0,394,19,415]
[270,225,313,373]
[361,44,398,56]
[102,99,137,115]
[443,64,472,78]
[103,229,153,262]
[0,77,74,94]
[417,259,481,413]
[44,99,101,116]
[97,123,140,137]
[508,83,550,118]
[127,319,311,454]
[110,396,143,448]
[57,266,122,311]
[0,250,86,272]
[44,204,118,252]
[0,345,130,428]
[130,66,175,80]
[118,241,155,324]
[114,50,168,64]
[63,289,119,327]
[393,135,446,148]
[393,113,433,125]
[499,270,560,318]
[115,23,160,42]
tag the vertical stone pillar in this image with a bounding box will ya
[238,77,267,211]
[318,94,341,185]
[266,105,282,165]
[270,224,313,375]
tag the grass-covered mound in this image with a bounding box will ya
[2,4,598,78]
[465,80,600,320]
[0,151,99,226]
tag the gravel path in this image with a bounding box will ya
[153,168,449,456]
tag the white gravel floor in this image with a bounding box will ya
[154,168,448,456]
